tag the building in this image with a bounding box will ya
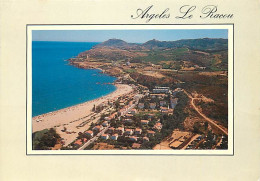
[130,136,138,142]
[85,130,93,137]
[129,109,137,115]
[132,143,141,149]
[152,86,169,94]
[143,137,149,142]
[147,130,155,137]
[141,120,149,125]
[124,119,133,123]
[160,101,167,106]
[74,138,87,146]
[138,103,144,109]
[170,98,178,109]
[172,88,182,96]
[150,103,156,109]
[102,121,109,127]
[93,125,103,132]
[101,134,109,140]
[154,123,162,130]
[135,128,142,135]
[104,117,112,122]
[111,134,118,140]
[116,127,124,135]
[125,129,133,135]
[150,93,166,99]
[125,113,133,118]
[108,127,115,134]
[119,100,125,106]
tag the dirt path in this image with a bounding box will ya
[183,90,228,136]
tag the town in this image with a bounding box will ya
[59,84,227,150]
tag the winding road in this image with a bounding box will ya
[183,90,228,136]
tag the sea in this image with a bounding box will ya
[32,41,117,117]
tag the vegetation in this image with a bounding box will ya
[32,128,60,150]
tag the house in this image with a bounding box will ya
[147,130,155,137]
[108,127,115,134]
[150,103,156,109]
[111,134,118,140]
[143,137,149,142]
[93,125,103,132]
[148,114,154,119]
[161,107,168,112]
[161,106,173,115]
[130,136,138,142]
[160,101,167,106]
[101,134,109,140]
[132,143,141,149]
[102,121,109,127]
[129,109,137,115]
[154,123,162,130]
[141,120,149,125]
[74,138,87,146]
[125,129,133,135]
[125,113,133,118]
[138,103,144,109]
[109,112,117,120]
[124,118,133,123]
[135,128,142,135]
[116,127,124,135]
[170,98,178,109]
[119,100,125,106]
[85,130,93,137]
[104,117,112,122]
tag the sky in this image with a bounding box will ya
[32,29,228,43]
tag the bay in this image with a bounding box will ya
[32,41,117,117]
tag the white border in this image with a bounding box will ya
[27,24,234,155]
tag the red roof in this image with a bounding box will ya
[141,120,149,122]
[132,143,141,148]
[148,130,155,134]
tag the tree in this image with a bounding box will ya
[92,104,96,112]
[32,128,60,150]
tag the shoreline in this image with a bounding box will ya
[32,83,132,132]
[32,83,133,146]
[32,81,117,119]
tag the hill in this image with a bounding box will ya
[142,38,228,52]
[70,38,228,71]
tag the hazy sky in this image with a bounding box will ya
[32,29,228,43]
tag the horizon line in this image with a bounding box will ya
[32,37,228,44]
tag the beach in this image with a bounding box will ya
[32,83,133,146]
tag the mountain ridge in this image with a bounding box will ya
[94,38,228,51]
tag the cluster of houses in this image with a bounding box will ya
[137,87,183,114]
[72,86,183,149]
[86,108,162,141]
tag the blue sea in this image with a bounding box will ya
[32,41,117,117]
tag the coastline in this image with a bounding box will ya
[32,83,133,146]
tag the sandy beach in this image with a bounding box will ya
[32,83,133,146]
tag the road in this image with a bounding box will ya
[183,90,228,136]
[78,126,109,150]
[78,92,142,150]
